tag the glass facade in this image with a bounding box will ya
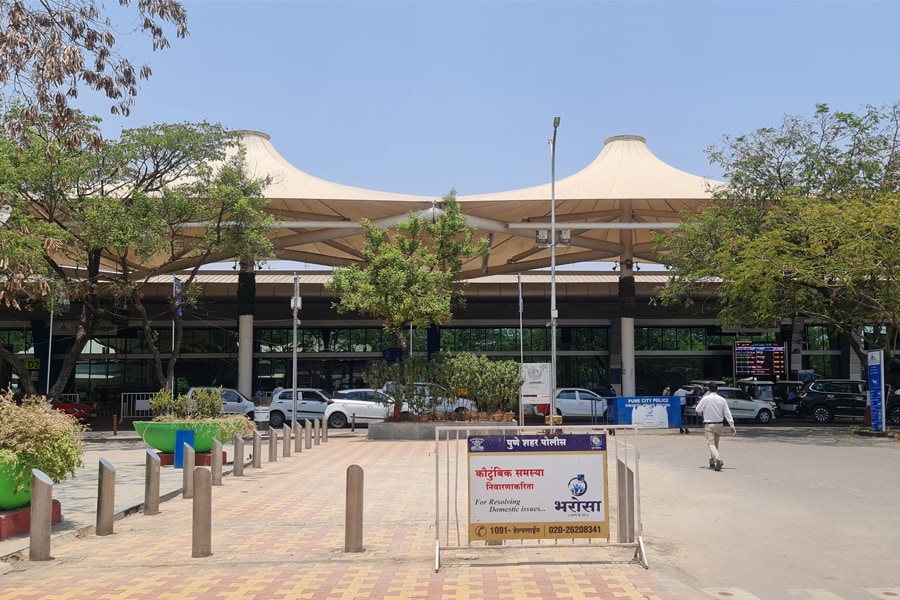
[3,319,875,407]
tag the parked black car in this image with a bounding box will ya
[889,396,900,426]
[796,379,867,423]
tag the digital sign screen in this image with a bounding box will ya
[733,341,787,379]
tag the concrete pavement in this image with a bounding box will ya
[0,424,680,600]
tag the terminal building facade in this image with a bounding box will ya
[0,132,866,411]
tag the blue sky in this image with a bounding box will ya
[79,0,899,199]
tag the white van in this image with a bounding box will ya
[186,387,256,419]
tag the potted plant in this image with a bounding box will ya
[0,392,86,510]
[132,388,255,454]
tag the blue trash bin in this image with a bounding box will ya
[174,430,195,468]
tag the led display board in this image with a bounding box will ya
[733,341,787,380]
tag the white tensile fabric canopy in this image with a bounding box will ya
[238,130,720,278]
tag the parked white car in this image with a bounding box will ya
[186,387,256,419]
[534,388,610,421]
[268,388,331,428]
[325,388,400,429]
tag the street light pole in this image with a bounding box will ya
[549,116,560,421]
[290,274,301,426]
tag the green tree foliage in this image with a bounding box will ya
[654,102,900,367]
[363,352,523,416]
[0,109,273,396]
[0,0,188,145]
[327,190,490,353]
[446,353,522,413]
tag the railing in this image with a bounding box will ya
[119,392,157,420]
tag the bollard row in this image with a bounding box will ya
[27,425,336,562]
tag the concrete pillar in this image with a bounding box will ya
[237,266,256,399]
[621,316,635,396]
[617,267,636,396]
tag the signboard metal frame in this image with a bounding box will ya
[433,424,646,572]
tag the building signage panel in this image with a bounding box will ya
[868,349,886,432]
[519,363,551,403]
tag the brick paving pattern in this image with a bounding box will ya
[1,435,679,599]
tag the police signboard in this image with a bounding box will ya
[467,433,608,543]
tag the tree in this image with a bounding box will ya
[0,0,188,145]
[653,102,900,369]
[326,190,490,353]
[0,109,273,397]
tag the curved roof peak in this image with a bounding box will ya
[604,134,646,144]
[237,129,271,141]
[460,133,720,202]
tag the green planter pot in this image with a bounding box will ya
[133,421,233,453]
[0,459,32,510]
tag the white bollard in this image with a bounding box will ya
[252,430,262,469]
[282,425,291,457]
[29,469,53,561]
[144,450,161,515]
[211,438,223,486]
[96,458,116,536]
[191,467,212,558]
[182,444,195,499]
[233,434,244,477]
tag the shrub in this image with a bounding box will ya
[0,392,86,493]
[148,389,255,437]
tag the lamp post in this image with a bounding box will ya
[290,274,301,426]
[549,116,560,421]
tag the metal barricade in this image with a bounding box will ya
[433,424,645,572]
[119,392,157,420]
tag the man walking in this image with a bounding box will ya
[694,382,736,471]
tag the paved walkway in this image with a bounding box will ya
[0,427,681,600]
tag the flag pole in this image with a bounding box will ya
[171,276,176,395]
[518,273,524,425]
